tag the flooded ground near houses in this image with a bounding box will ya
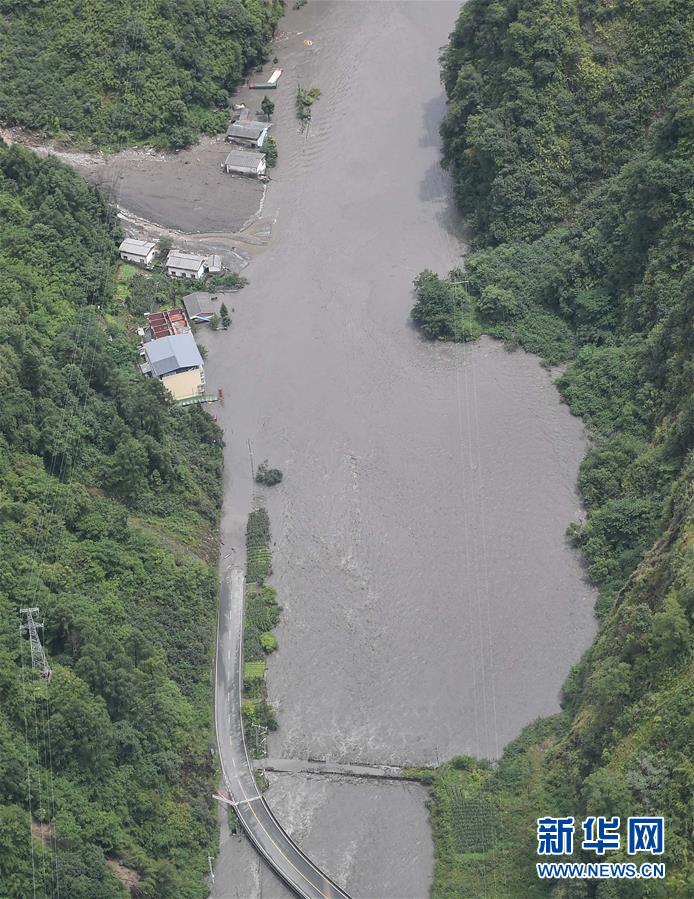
[0,127,264,235]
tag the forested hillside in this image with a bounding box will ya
[421,1,694,895]
[0,143,223,897]
[440,0,691,245]
[0,0,283,148]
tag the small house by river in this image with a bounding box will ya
[206,254,222,274]
[223,150,267,178]
[225,120,270,148]
[182,292,215,323]
[140,332,205,401]
[166,250,206,279]
[119,238,157,267]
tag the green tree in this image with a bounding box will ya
[156,237,173,262]
[263,135,278,167]
[106,437,149,500]
[410,270,456,339]
[261,95,275,120]
[0,806,39,898]
[650,593,690,666]
[255,460,283,486]
[477,284,521,321]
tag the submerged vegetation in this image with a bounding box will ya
[296,85,322,124]
[219,303,231,330]
[411,269,481,343]
[0,0,283,149]
[245,508,272,586]
[207,272,248,292]
[422,0,693,895]
[242,509,279,751]
[0,143,224,896]
[255,461,284,487]
[264,135,279,168]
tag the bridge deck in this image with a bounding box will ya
[254,758,411,781]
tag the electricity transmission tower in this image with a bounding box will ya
[19,608,52,680]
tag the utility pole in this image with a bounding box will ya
[247,439,255,481]
[449,277,470,305]
[19,608,51,680]
[207,855,215,883]
[449,276,470,339]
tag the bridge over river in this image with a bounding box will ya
[215,567,353,899]
[253,758,411,782]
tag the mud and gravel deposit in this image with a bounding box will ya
[0,124,265,235]
[203,2,597,896]
[84,136,264,234]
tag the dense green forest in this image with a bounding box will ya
[0,0,283,148]
[418,0,693,896]
[0,143,224,897]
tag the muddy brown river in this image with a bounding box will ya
[204,2,596,896]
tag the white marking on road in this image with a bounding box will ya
[233,795,262,808]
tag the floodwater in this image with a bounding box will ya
[206,2,596,897]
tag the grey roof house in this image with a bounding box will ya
[165,250,207,279]
[206,254,222,274]
[182,292,216,323]
[225,121,270,147]
[223,150,267,177]
[141,332,203,378]
[119,238,157,266]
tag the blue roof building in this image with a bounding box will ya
[143,332,203,378]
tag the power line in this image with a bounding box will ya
[20,609,51,897]
[16,10,152,894]
[20,626,37,899]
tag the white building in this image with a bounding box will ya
[222,150,267,178]
[206,254,223,275]
[119,238,157,267]
[166,250,207,279]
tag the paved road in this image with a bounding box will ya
[214,567,353,899]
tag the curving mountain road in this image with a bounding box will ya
[214,567,353,899]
